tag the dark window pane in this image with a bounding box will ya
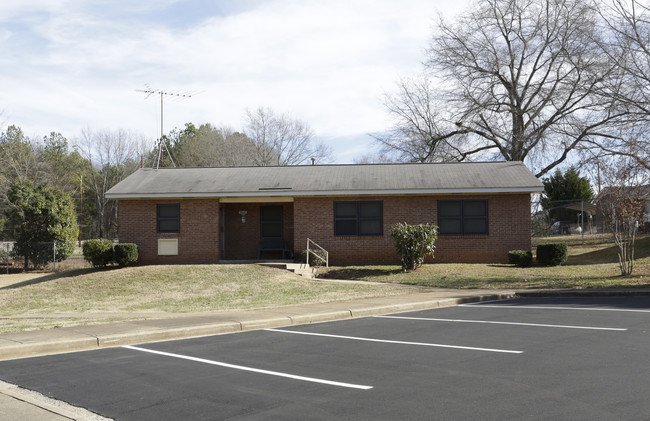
[464,218,488,234]
[335,202,357,218]
[261,206,283,222]
[439,201,461,217]
[262,222,282,238]
[464,200,487,217]
[360,202,381,218]
[359,219,382,235]
[439,219,462,235]
[159,219,180,232]
[158,204,179,218]
[335,220,357,236]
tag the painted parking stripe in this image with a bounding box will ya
[459,304,650,313]
[122,345,373,390]
[374,315,628,331]
[265,328,523,354]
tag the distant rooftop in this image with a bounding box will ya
[105,161,543,199]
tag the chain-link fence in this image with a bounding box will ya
[0,241,87,274]
[531,198,603,242]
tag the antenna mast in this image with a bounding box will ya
[136,85,192,169]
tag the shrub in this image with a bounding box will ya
[508,250,533,267]
[536,243,568,266]
[296,249,328,267]
[7,181,79,269]
[391,222,438,271]
[82,239,113,267]
[113,243,138,267]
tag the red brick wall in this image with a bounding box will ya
[117,194,531,265]
[117,199,220,264]
[222,203,294,260]
[293,194,532,264]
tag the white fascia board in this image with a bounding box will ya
[105,187,543,200]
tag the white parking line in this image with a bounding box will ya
[122,345,373,390]
[265,328,523,354]
[459,304,650,313]
[374,315,628,331]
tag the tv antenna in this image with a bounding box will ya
[136,85,193,169]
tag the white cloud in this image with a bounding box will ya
[0,0,469,162]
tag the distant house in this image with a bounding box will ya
[105,162,543,265]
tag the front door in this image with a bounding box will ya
[260,206,283,239]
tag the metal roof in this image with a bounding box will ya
[105,162,543,199]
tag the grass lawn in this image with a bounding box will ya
[0,264,411,333]
[323,235,650,290]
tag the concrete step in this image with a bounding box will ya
[285,263,310,271]
[285,263,316,278]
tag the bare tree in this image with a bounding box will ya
[382,0,630,177]
[597,156,648,276]
[373,76,473,162]
[245,107,331,166]
[587,0,650,170]
[74,128,144,238]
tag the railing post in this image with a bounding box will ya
[306,239,310,266]
[53,242,56,272]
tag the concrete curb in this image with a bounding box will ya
[0,293,514,361]
[515,288,650,298]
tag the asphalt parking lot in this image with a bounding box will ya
[1,296,648,420]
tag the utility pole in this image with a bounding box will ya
[78,175,83,247]
[136,86,193,169]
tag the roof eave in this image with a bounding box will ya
[105,187,543,200]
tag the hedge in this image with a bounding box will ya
[508,250,533,267]
[536,243,568,266]
[113,243,139,267]
[82,239,113,267]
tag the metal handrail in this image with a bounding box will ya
[306,238,328,272]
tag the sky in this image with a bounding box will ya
[0,0,469,163]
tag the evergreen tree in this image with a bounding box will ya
[7,181,79,269]
[541,167,594,224]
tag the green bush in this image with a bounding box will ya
[536,243,568,266]
[113,243,138,267]
[391,222,438,271]
[7,181,79,269]
[82,239,113,267]
[297,249,328,267]
[508,250,533,267]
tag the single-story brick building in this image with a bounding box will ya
[105,162,543,265]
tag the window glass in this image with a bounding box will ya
[335,202,357,218]
[157,204,180,233]
[335,220,358,236]
[359,219,382,235]
[360,202,381,218]
[438,200,488,236]
[464,218,488,234]
[334,201,383,236]
[439,201,462,217]
[464,200,487,216]
[158,204,179,218]
[159,219,180,232]
[439,219,462,235]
